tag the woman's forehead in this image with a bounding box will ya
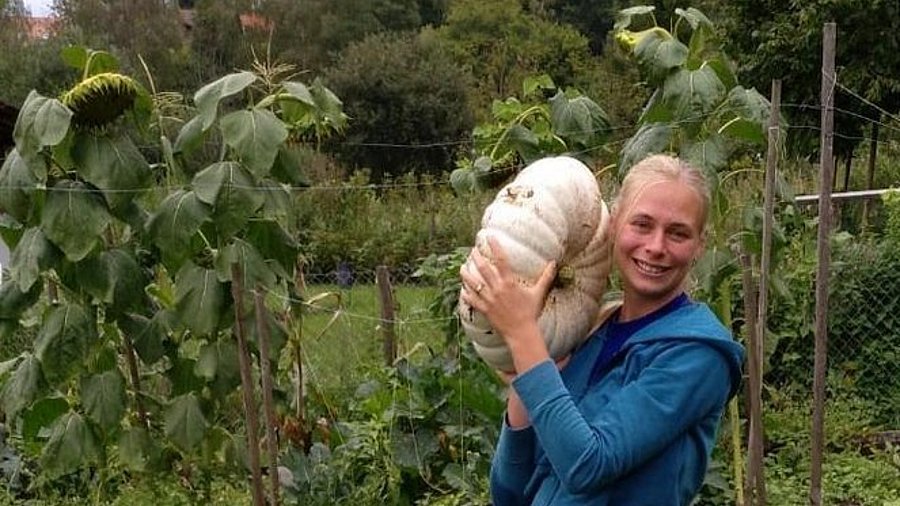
[620,180,705,224]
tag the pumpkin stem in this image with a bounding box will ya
[554,264,576,288]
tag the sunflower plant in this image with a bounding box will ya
[0,46,345,496]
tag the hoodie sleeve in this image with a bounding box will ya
[512,341,733,495]
[489,416,537,505]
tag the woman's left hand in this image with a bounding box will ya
[459,236,557,349]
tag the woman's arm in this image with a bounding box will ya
[512,342,731,494]
[490,415,537,505]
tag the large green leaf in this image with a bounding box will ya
[675,7,713,31]
[41,180,112,262]
[168,357,205,396]
[60,47,118,75]
[56,253,109,302]
[34,303,96,384]
[118,427,160,472]
[613,5,656,31]
[244,220,298,277]
[22,395,69,442]
[717,86,772,145]
[214,239,277,290]
[103,249,148,312]
[270,145,311,187]
[81,369,126,431]
[146,190,211,270]
[9,228,60,292]
[164,393,208,452]
[705,58,737,92]
[449,167,477,194]
[193,71,257,131]
[634,29,688,85]
[502,124,541,162]
[117,312,168,365]
[309,78,348,131]
[618,123,673,177]
[257,179,293,223]
[0,149,39,223]
[0,353,46,418]
[638,89,673,124]
[683,134,728,179]
[277,82,317,126]
[0,277,41,319]
[392,430,440,470]
[220,109,288,178]
[41,412,101,478]
[174,263,225,337]
[173,115,207,155]
[13,91,72,157]
[192,161,264,237]
[72,133,152,210]
[194,338,240,395]
[56,249,146,311]
[281,81,315,105]
[549,92,610,147]
[662,65,726,123]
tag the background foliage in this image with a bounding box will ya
[2,1,900,504]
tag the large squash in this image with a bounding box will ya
[458,156,612,371]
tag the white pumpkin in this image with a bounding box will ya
[458,156,613,371]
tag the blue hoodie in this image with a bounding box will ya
[490,301,745,505]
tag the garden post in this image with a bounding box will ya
[376,265,397,366]
[811,22,836,506]
[231,264,266,506]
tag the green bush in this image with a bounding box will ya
[294,171,491,278]
[324,31,475,180]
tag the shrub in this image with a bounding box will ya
[324,31,474,180]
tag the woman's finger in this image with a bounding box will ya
[470,242,499,286]
[486,235,512,277]
[534,259,557,296]
[459,258,486,295]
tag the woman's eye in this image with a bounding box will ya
[631,221,651,230]
[669,230,691,241]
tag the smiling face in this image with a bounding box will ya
[613,178,706,321]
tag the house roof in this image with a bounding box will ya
[178,9,272,33]
[25,16,58,39]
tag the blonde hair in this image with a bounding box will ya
[613,154,711,233]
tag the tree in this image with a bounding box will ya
[190,0,256,82]
[0,0,70,107]
[256,0,439,74]
[323,31,474,180]
[54,0,196,92]
[435,0,597,117]
[722,0,900,163]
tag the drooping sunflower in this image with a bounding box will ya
[60,72,139,129]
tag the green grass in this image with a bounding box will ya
[297,283,448,400]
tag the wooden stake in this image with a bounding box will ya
[376,266,396,366]
[254,287,281,506]
[230,264,266,506]
[811,22,836,506]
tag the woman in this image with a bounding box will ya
[460,154,745,505]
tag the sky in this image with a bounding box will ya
[23,0,53,16]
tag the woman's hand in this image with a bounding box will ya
[460,236,557,372]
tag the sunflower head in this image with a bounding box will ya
[60,72,139,129]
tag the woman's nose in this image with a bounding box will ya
[644,229,665,254]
